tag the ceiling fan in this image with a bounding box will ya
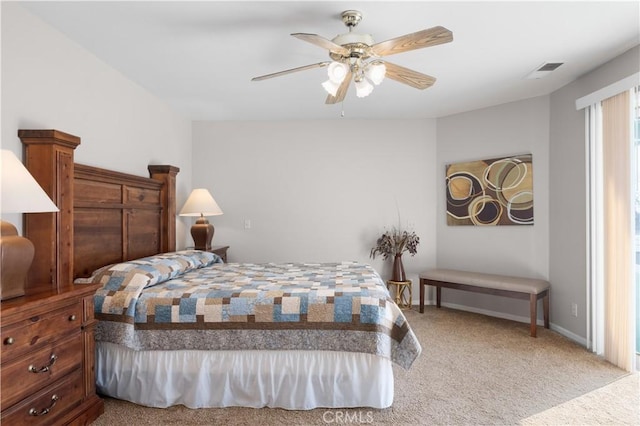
[252,10,453,104]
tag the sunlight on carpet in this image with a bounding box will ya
[520,373,639,425]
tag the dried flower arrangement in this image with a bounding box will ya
[370,227,419,282]
[370,228,420,260]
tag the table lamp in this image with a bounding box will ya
[179,188,223,250]
[1,149,59,300]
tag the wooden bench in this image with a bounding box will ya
[419,269,550,337]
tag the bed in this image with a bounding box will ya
[21,129,421,410]
[76,251,421,409]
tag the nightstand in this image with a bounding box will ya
[209,245,229,263]
[387,280,413,310]
[0,285,104,424]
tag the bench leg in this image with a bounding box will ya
[436,286,441,308]
[529,293,537,338]
[419,280,425,313]
[543,291,550,329]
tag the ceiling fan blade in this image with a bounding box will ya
[383,61,436,90]
[371,26,453,57]
[326,69,353,104]
[291,33,350,56]
[252,62,331,81]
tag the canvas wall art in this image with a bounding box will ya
[446,154,533,226]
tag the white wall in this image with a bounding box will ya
[549,45,640,340]
[1,3,193,246]
[435,96,550,320]
[192,119,437,295]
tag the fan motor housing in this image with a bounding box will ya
[330,33,374,60]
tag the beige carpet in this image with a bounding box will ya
[91,307,639,425]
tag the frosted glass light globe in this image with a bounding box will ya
[327,62,349,84]
[366,62,386,85]
[322,79,340,96]
[355,78,374,98]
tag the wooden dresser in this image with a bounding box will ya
[0,285,104,425]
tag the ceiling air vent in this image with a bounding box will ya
[525,62,564,79]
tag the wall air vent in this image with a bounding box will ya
[525,62,564,79]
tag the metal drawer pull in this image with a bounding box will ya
[69,314,77,321]
[28,394,59,416]
[28,354,58,373]
[4,337,14,345]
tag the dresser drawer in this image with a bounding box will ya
[1,300,82,362]
[1,368,83,426]
[1,333,83,408]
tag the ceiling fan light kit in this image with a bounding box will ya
[252,10,453,104]
[322,59,386,98]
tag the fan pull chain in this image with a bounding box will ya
[341,100,346,118]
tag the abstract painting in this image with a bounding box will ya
[446,154,533,226]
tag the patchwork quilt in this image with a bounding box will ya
[76,251,422,369]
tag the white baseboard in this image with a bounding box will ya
[415,299,588,347]
[548,323,588,347]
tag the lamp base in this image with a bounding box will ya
[0,220,35,300]
[191,217,215,251]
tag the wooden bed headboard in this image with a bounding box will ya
[19,129,179,295]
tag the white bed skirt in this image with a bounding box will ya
[96,342,394,410]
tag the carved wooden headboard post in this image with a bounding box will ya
[19,129,80,295]
[148,165,180,253]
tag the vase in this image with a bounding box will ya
[392,253,406,282]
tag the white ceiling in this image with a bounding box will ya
[21,1,640,121]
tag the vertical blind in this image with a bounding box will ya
[601,90,634,371]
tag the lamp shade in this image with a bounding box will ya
[1,149,59,214]
[179,188,223,217]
